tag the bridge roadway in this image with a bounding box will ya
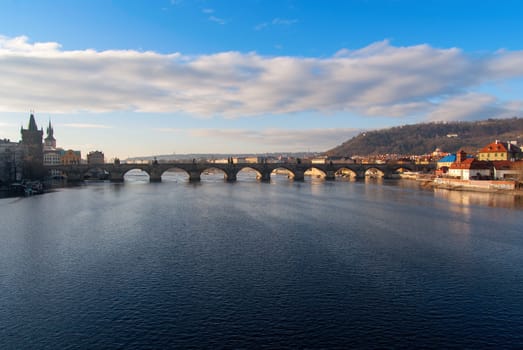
[46,161,433,183]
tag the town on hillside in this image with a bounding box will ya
[2,113,523,192]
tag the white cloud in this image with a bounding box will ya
[152,127,184,133]
[185,128,360,151]
[255,18,298,30]
[271,18,298,25]
[60,123,113,129]
[0,35,61,53]
[485,50,523,79]
[361,101,431,117]
[0,122,17,127]
[254,22,269,31]
[504,100,523,112]
[209,16,226,24]
[425,93,519,121]
[1,35,523,122]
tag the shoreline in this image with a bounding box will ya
[421,177,523,195]
[3,177,523,198]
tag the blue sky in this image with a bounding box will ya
[1,0,523,159]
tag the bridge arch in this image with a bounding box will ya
[304,166,327,180]
[271,166,296,181]
[44,161,428,184]
[123,168,151,182]
[365,167,385,178]
[389,165,414,178]
[392,166,413,173]
[335,167,358,179]
[200,167,229,182]
[390,164,414,173]
[236,166,263,181]
[160,167,190,182]
[83,166,111,180]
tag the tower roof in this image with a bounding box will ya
[28,113,38,131]
[45,120,55,141]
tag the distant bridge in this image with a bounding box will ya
[45,161,434,183]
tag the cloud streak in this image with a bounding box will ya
[60,123,113,129]
[0,122,16,127]
[255,18,299,30]
[271,18,298,25]
[1,35,523,121]
[157,127,360,151]
[209,15,226,24]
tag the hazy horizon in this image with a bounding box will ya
[1,0,523,159]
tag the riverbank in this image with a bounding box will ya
[0,180,45,197]
[431,178,521,193]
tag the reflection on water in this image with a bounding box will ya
[365,176,384,185]
[2,178,523,349]
[120,174,523,211]
[434,188,523,209]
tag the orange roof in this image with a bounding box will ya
[479,142,508,153]
[492,160,513,170]
[450,158,492,170]
[493,160,523,170]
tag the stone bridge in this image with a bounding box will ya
[45,161,434,183]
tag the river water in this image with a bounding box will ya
[1,174,523,348]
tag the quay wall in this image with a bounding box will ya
[433,178,517,191]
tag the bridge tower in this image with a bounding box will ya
[20,113,44,180]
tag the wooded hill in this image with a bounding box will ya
[326,118,523,157]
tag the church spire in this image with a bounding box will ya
[46,119,54,139]
[28,112,38,131]
[44,118,57,149]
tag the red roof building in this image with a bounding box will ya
[448,151,492,180]
[492,160,523,180]
[478,141,522,161]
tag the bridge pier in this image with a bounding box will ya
[293,170,305,181]
[149,175,162,182]
[260,170,271,182]
[325,170,336,181]
[109,171,124,182]
[188,170,201,182]
[226,172,237,182]
[149,168,162,182]
[44,162,435,185]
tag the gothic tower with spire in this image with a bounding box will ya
[44,120,57,150]
[21,112,44,179]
